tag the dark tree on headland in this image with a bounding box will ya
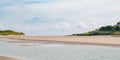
[99,26,114,31]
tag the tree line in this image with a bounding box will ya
[99,22,120,31]
[72,21,120,36]
[0,30,25,35]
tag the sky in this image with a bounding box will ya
[0,0,120,36]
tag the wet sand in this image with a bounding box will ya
[0,56,18,60]
[0,35,120,46]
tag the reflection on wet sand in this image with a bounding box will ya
[19,43,35,46]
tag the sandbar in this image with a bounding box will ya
[0,35,120,46]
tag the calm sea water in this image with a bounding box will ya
[0,38,120,60]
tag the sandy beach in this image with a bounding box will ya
[0,56,18,60]
[0,36,120,60]
[0,35,120,46]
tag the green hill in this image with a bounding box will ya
[0,30,25,35]
[72,21,120,36]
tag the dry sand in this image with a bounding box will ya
[0,56,18,60]
[0,35,120,46]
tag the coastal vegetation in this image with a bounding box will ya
[0,30,25,35]
[72,21,120,36]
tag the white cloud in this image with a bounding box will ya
[91,22,97,26]
[78,22,89,28]
[55,22,71,29]
[0,24,6,30]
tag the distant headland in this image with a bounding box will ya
[0,30,25,35]
[72,21,120,36]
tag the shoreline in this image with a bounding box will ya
[0,56,18,60]
[0,35,120,46]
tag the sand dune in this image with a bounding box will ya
[0,35,120,46]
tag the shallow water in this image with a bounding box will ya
[0,38,120,60]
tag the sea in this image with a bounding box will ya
[0,38,120,60]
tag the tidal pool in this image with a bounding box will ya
[0,38,120,60]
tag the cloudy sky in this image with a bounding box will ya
[0,0,120,36]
